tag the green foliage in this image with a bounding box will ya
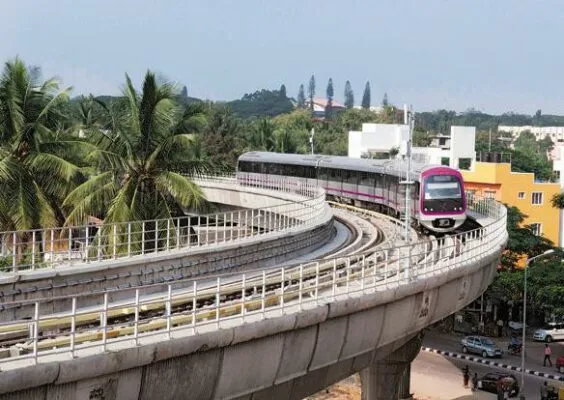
[0,57,86,232]
[297,84,305,108]
[202,105,240,167]
[338,108,380,131]
[382,92,388,107]
[325,78,334,120]
[226,88,292,119]
[502,205,553,270]
[344,81,354,109]
[308,75,315,111]
[361,81,371,109]
[416,109,564,133]
[412,127,432,147]
[326,78,334,100]
[551,192,564,209]
[64,71,212,229]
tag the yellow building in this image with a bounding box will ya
[461,161,561,247]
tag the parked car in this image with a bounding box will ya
[533,322,564,342]
[557,355,564,374]
[460,335,502,358]
[477,372,519,397]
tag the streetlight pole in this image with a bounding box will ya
[309,128,315,155]
[521,249,554,393]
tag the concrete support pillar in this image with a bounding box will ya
[397,364,412,400]
[360,334,422,400]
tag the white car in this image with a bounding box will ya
[533,322,564,342]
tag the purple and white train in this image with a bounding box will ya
[237,152,467,234]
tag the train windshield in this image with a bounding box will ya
[423,175,461,200]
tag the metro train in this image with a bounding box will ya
[237,152,467,234]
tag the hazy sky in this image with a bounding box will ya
[2,0,562,114]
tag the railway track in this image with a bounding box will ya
[0,205,481,366]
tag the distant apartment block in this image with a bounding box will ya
[461,159,561,248]
[498,125,564,142]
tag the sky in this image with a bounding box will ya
[1,0,563,114]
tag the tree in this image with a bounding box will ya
[0,58,84,233]
[412,126,432,147]
[308,74,315,111]
[344,80,354,109]
[325,78,334,119]
[551,191,564,209]
[201,105,240,167]
[64,71,211,248]
[361,81,371,109]
[248,118,275,151]
[534,109,542,126]
[501,205,553,270]
[297,84,305,108]
[382,92,389,107]
[181,85,188,99]
[279,84,286,98]
[226,89,293,118]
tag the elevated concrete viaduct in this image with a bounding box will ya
[0,177,507,399]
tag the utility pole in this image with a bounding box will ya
[401,104,414,280]
[309,128,315,154]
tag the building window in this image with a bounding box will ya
[518,192,525,199]
[532,192,543,205]
[530,223,542,236]
[484,190,496,199]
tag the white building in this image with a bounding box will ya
[348,123,476,169]
[498,126,564,142]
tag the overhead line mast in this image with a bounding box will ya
[401,104,415,279]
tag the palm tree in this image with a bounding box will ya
[63,71,212,253]
[0,58,82,233]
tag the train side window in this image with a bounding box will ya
[306,166,315,179]
[318,168,329,180]
[239,161,250,172]
[350,170,360,184]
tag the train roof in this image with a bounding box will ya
[238,152,446,177]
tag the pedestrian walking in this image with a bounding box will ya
[544,344,553,367]
[497,319,503,337]
[471,373,478,391]
[462,365,470,387]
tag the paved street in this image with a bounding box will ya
[412,350,561,399]
[423,330,564,375]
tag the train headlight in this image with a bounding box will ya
[424,208,428,212]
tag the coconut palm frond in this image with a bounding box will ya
[154,171,206,210]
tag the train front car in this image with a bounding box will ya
[418,166,466,233]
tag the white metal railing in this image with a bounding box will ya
[0,175,329,273]
[0,198,507,368]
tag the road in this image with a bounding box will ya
[412,350,557,399]
[307,350,556,399]
[423,331,564,376]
